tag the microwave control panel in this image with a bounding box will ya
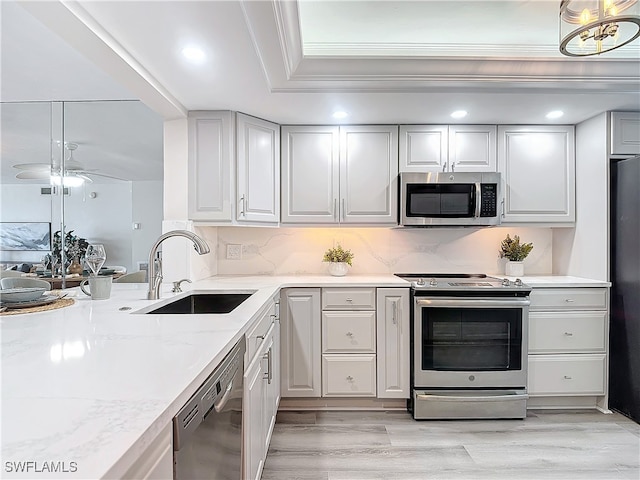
[479,184,498,217]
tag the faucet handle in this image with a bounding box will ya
[172,278,192,293]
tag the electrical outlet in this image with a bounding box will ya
[226,244,242,260]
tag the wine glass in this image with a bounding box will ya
[85,244,107,276]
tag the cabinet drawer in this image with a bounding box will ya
[529,311,607,353]
[528,355,606,396]
[322,355,376,396]
[529,288,607,311]
[322,288,376,310]
[322,311,376,353]
[245,303,275,362]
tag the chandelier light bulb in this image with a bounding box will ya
[580,8,591,24]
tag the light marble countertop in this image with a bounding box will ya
[0,273,608,479]
[495,275,611,288]
[0,274,408,479]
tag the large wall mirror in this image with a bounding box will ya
[0,100,163,279]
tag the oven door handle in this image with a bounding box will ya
[416,393,529,402]
[415,298,530,308]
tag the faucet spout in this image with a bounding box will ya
[147,230,210,300]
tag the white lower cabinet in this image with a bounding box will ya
[243,301,280,480]
[527,286,609,408]
[280,287,410,400]
[280,288,321,397]
[376,288,410,398]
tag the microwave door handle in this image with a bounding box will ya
[474,182,481,218]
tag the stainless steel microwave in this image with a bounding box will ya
[399,172,502,226]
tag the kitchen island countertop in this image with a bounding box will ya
[0,274,408,479]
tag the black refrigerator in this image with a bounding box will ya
[609,154,640,424]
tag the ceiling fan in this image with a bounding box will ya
[13,142,123,185]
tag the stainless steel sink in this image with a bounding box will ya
[142,292,253,314]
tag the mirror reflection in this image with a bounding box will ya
[0,100,163,283]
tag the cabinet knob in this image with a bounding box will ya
[564,332,574,336]
[345,298,353,302]
[346,332,354,337]
[563,375,572,380]
[565,299,575,303]
[346,375,354,382]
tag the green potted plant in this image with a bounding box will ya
[322,243,354,276]
[499,234,533,276]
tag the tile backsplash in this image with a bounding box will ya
[207,226,552,276]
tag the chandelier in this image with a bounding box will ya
[560,0,640,56]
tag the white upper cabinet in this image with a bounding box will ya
[281,126,340,224]
[610,112,640,156]
[498,125,575,224]
[400,125,497,173]
[281,125,398,225]
[188,111,235,222]
[236,113,280,224]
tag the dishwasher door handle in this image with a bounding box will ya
[213,379,235,413]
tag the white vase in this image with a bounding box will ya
[505,261,524,277]
[328,262,349,276]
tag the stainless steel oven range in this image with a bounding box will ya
[396,274,531,420]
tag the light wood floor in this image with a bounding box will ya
[262,409,640,480]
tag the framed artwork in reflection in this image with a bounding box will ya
[0,222,51,251]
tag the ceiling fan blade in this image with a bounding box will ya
[13,163,50,172]
[85,171,128,181]
[16,171,49,180]
[76,174,94,183]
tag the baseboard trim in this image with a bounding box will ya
[278,397,407,411]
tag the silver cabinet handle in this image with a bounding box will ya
[392,301,397,325]
[565,299,575,303]
[346,331,353,337]
[563,375,572,380]
[341,198,345,221]
[333,198,337,221]
[346,375,354,382]
[451,162,455,172]
[263,347,272,384]
[346,298,353,302]
[501,198,505,218]
[564,332,574,336]
[240,195,246,216]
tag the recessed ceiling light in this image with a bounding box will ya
[546,110,564,119]
[450,110,468,119]
[333,111,349,119]
[181,46,206,63]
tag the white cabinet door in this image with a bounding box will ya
[610,111,640,156]
[399,125,448,172]
[449,125,497,172]
[498,125,575,223]
[280,288,321,397]
[376,288,410,399]
[188,111,234,222]
[340,125,398,224]
[236,113,280,224]
[243,344,266,480]
[281,126,340,224]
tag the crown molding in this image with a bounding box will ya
[241,0,640,94]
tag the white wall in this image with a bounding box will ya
[553,113,609,281]
[161,119,217,282]
[132,180,163,270]
[213,226,552,276]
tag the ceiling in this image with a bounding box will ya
[2,0,639,129]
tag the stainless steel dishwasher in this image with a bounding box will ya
[173,337,245,479]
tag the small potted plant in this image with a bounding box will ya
[322,243,354,277]
[500,234,533,276]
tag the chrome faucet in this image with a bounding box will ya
[147,230,210,300]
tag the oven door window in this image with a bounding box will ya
[406,183,475,218]
[421,307,522,371]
